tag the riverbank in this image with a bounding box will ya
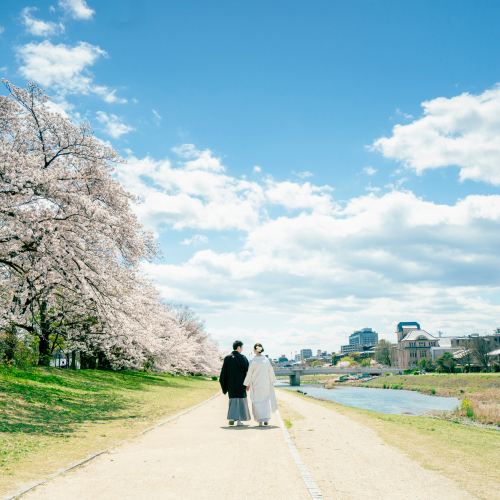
[349,373,500,426]
[0,366,219,497]
[278,389,500,500]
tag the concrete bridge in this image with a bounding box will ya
[274,367,401,386]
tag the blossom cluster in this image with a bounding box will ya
[0,81,220,374]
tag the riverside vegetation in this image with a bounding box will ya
[294,372,500,426]
[0,366,219,496]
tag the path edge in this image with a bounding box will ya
[276,409,324,500]
[1,391,222,500]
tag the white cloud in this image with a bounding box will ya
[264,180,335,214]
[16,40,124,103]
[58,0,94,20]
[373,85,500,185]
[111,144,500,353]
[253,166,261,173]
[365,183,380,192]
[362,166,377,175]
[180,235,209,246]
[152,109,161,125]
[293,170,313,178]
[132,98,138,104]
[95,111,135,138]
[20,7,65,37]
[0,26,4,35]
[394,108,413,120]
[103,90,127,104]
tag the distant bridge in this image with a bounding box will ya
[274,367,401,386]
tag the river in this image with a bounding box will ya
[276,382,459,415]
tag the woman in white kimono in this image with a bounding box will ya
[243,343,278,426]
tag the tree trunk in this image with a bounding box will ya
[37,302,52,366]
[97,352,112,370]
[80,353,97,369]
[4,325,17,361]
[71,350,77,370]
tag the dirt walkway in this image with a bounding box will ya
[19,390,479,500]
[277,389,478,500]
[21,393,309,500]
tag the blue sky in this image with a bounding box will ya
[3,0,500,358]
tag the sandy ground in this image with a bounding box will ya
[21,393,309,500]
[276,389,478,500]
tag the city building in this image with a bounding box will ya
[278,355,288,363]
[390,322,438,369]
[341,327,378,353]
[295,354,301,362]
[300,349,313,359]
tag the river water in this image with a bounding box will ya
[276,382,459,415]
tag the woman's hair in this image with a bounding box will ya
[254,343,264,353]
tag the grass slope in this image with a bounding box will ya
[281,389,500,500]
[352,373,500,398]
[0,367,219,496]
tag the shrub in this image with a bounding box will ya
[413,370,419,375]
[461,398,475,419]
[211,375,218,381]
[493,363,500,373]
[431,389,436,394]
[385,372,391,376]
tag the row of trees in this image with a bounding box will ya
[0,81,220,374]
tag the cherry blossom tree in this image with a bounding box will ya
[0,81,220,374]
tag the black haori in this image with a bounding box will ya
[219,350,251,421]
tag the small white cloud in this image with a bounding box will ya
[132,98,138,103]
[293,171,313,178]
[21,7,65,37]
[152,109,161,125]
[180,235,209,246]
[123,148,133,155]
[103,89,127,104]
[253,166,261,173]
[363,166,377,175]
[58,0,94,20]
[95,111,134,139]
[0,26,5,35]
[365,183,381,192]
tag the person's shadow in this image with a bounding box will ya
[220,425,279,430]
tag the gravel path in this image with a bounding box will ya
[22,393,309,500]
[277,389,478,500]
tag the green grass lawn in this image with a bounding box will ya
[0,367,219,496]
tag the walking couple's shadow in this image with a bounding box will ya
[220,425,279,430]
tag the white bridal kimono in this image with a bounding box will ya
[243,355,278,422]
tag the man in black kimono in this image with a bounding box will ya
[219,340,251,426]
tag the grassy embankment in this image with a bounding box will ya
[350,373,500,425]
[0,366,219,496]
[279,389,500,500]
[292,372,500,426]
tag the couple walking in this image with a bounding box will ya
[219,340,278,426]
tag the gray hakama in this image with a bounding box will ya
[227,398,251,421]
[220,350,251,422]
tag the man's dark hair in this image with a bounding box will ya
[233,340,243,351]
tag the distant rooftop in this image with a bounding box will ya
[397,322,421,332]
[400,329,437,341]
